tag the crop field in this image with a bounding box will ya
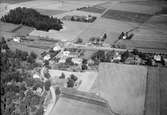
[49,69,98,92]
[0,22,34,36]
[22,39,55,49]
[79,18,139,43]
[116,14,167,53]
[91,63,147,115]
[7,41,45,56]
[122,0,167,7]
[13,25,34,36]
[102,9,152,23]
[0,21,19,32]
[96,2,161,15]
[132,15,167,42]
[78,7,105,14]
[145,67,160,115]
[159,68,167,115]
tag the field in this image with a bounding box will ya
[49,69,98,92]
[50,95,112,115]
[53,10,100,19]
[116,14,167,53]
[96,2,161,15]
[0,21,19,32]
[122,0,167,7]
[159,68,167,115]
[102,9,152,23]
[79,18,139,44]
[12,25,34,36]
[145,67,160,115]
[1,0,32,4]
[29,21,91,41]
[8,0,106,11]
[7,41,45,56]
[0,21,34,36]
[90,63,147,115]
[78,7,105,14]
[35,8,66,16]
[132,15,167,42]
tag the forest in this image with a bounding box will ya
[0,37,49,115]
[1,7,63,31]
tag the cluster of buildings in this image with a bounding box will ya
[62,15,96,23]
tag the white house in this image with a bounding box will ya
[112,52,121,62]
[53,45,61,51]
[154,55,161,62]
[58,57,66,63]
[33,74,41,79]
[72,58,83,65]
[13,37,21,43]
[44,54,51,60]
[63,51,70,57]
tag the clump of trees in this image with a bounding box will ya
[67,74,78,88]
[1,7,63,31]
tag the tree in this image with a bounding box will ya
[89,37,96,42]
[30,95,41,105]
[132,49,139,55]
[82,59,87,64]
[35,106,44,115]
[67,78,74,88]
[25,78,34,87]
[30,52,37,59]
[44,80,51,91]
[70,74,78,82]
[121,50,129,62]
[75,38,83,44]
[92,50,105,62]
[105,51,115,62]
[27,55,35,64]
[65,57,74,65]
[59,73,65,79]
[82,64,88,70]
